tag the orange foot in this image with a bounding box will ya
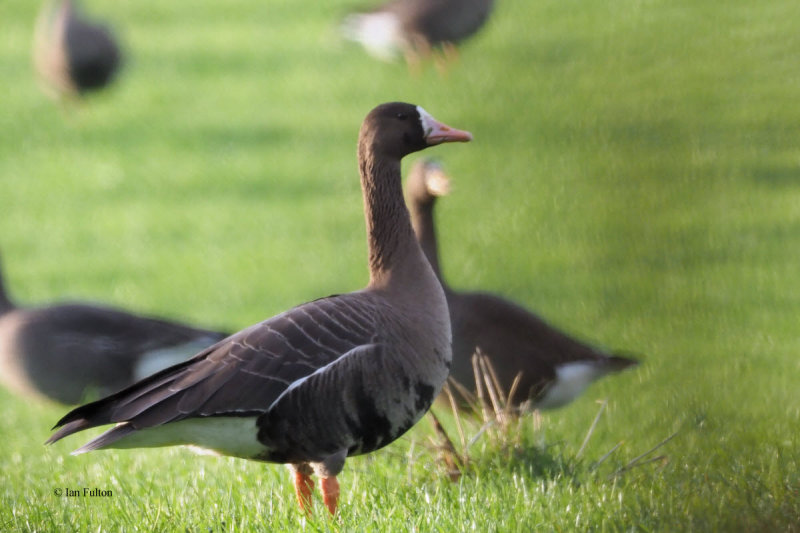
[320,476,340,515]
[293,468,315,513]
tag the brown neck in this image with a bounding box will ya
[409,198,444,284]
[359,151,420,287]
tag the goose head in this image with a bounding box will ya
[359,103,472,161]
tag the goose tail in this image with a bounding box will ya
[606,352,640,372]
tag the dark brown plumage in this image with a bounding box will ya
[33,0,122,99]
[406,159,639,410]
[342,0,495,66]
[0,254,230,404]
[47,103,472,515]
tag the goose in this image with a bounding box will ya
[341,0,495,67]
[0,254,230,404]
[406,159,638,411]
[47,103,472,515]
[33,0,122,99]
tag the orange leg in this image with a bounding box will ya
[319,476,340,515]
[293,469,315,514]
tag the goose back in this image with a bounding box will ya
[343,0,495,62]
[399,0,495,45]
[64,6,121,92]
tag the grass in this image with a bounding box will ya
[1,0,799,530]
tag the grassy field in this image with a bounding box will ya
[1,0,799,530]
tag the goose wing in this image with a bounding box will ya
[48,293,381,442]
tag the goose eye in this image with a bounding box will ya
[395,112,408,120]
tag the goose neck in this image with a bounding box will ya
[410,200,445,282]
[359,155,420,287]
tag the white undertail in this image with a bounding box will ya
[536,362,606,409]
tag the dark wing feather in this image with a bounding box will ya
[48,294,379,443]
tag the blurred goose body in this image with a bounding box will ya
[33,0,122,98]
[342,0,495,64]
[0,256,229,404]
[406,159,639,410]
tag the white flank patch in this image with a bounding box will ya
[536,362,603,409]
[341,12,401,61]
[133,337,219,381]
[109,417,266,459]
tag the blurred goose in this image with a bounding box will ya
[33,0,122,99]
[406,159,638,410]
[47,103,472,516]
[0,254,230,404]
[342,0,495,66]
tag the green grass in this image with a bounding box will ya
[2,0,799,530]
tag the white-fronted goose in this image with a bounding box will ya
[406,159,638,410]
[47,103,472,515]
[33,0,122,99]
[342,0,495,66]
[0,255,230,404]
